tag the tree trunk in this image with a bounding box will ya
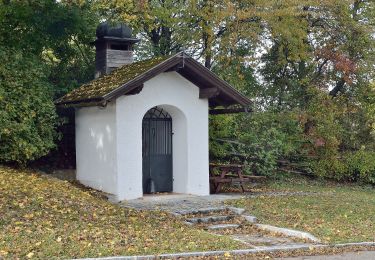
[329,78,346,97]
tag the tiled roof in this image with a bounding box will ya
[56,55,171,105]
[56,52,252,109]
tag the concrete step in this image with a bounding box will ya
[231,234,297,247]
[186,215,234,224]
[175,207,227,216]
[227,206,246,215]
[207,224,240,230]
[243,215,258,223]
[255,224,321,243]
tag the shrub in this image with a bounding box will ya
[235,111,304,176]
[310,156,349,181]
[309,150,375,184]
[209,114,236,160]
[345,150,375,184]
[209,111,304,177]
[0,47,57,165]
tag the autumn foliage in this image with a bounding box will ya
[0,166,240,259]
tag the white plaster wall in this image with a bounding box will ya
[116,72,209,201]
[75,103,117,195]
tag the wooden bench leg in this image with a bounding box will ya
[238,169,246,193]
[240,183,245,193]
[215,182,222,193]
[216,169,230,193]
[210,181,218,194]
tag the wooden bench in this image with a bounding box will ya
[209,163,265,193]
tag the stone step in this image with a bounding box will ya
[174,207,227,216]
[207,224,240,230]
[231,234,296,246]
[255,224,321,243]
[243,215,258,223]
[226,206,246,215]
[186,215,234,224]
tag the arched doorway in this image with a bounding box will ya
[142,106,173,194]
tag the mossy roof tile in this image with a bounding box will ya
[57,55,171,104]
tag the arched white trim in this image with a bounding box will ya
[114,72,209,200]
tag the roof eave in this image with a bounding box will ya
[55,52,252,109]
[185,58,252,106]
[55,97,106,107]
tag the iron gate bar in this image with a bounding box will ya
[142,106,173,194]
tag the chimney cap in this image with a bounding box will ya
[96,22,139,41]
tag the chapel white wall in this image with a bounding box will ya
[75,103,118,195]
[116,71,209,201]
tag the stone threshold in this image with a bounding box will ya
[76,242,375,260]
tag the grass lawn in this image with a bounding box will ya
[228,175,375,244]
[0,166,241,259]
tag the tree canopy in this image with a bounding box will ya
[1,0,374,181]
[0,0,99,164]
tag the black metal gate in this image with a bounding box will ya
[142,107,173,194]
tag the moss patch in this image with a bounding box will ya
[56,55,171,104]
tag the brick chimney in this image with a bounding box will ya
[94,22,140,78]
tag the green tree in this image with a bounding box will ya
[0,0,99,165]
[0,0,98,97]
[0,47,57,165]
